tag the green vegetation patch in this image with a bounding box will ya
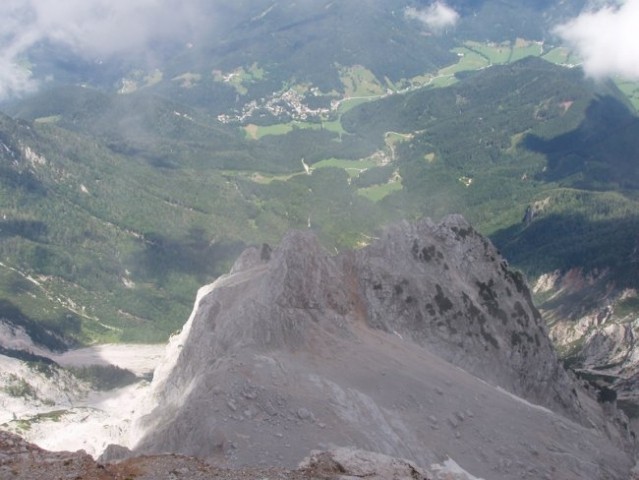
[465,40,512,64]
[2,410,71,432]
[244,120,345,140]
[213,63,266,95]
[509,39,543,62]
[430,75,458,88]
[542,47,580,66]
[357,181,403,202]
[313,157,380,177]
[615,79,639,111]
[615,296,639,319]
[3,374,37,398]
[438,48,490,76]
[335,97,377,115]
[339,65,386,98]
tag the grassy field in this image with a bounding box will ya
[465,40,511,64]
[431,75,459,88]
[509,39,543,62]
[445,48,490,73]
[246,171,306,184]
[313,157,381,176]
[240,157,385,183]
[615,80,639,111]
[541,47,580,66]
[339,65,386,97]
[336,96,378,114]
[385,132,413,144]
[357,181,403,202]
[244,121,344,140]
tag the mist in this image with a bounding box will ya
[0,0,216,100]
[404,2,460,32]
[555,0,639,80]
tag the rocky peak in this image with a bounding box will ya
[355,215,576,416]
[133,216,635,479]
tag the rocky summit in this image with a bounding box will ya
[133,216,635,479]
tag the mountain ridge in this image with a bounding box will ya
[132,216,634,479]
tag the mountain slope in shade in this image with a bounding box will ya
[133,216,634,479]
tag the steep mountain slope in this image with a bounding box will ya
[0,111,251,343]
[0,102,388,343]
[134,217,634,479]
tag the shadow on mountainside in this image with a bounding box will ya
[523,95,639,190]
[490,211,639,286]
[135,227,245,285]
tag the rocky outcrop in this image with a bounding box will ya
[353,216,577,416]
[299,447,483,480]
[536,268,639,419]
[299,448,431,480]
[0,429,359,479]
[133,216,635,479]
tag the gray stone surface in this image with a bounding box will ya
[135,216,636,479]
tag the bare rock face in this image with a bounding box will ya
[134,216,636,480]
[537,268,639,419]
[353,216,576,415]
[0,430,106,480]
[299,448,430,480]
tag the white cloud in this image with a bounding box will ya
[405,2,460,33]
[555,0,639,79]
[0,0,208,100]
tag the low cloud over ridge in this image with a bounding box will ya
[555,0,639,79]
[0,0,208,100]
[405,2,459,33]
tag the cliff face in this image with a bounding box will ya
[134,216,635,479]
[536,268,639,421]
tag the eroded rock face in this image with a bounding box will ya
[299,448,430,480]
[353,216,576,415]
[537,268,639,418]
[134,216,635,479]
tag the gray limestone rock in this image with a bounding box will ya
[299,448,430,480]
[134,216,636,479]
